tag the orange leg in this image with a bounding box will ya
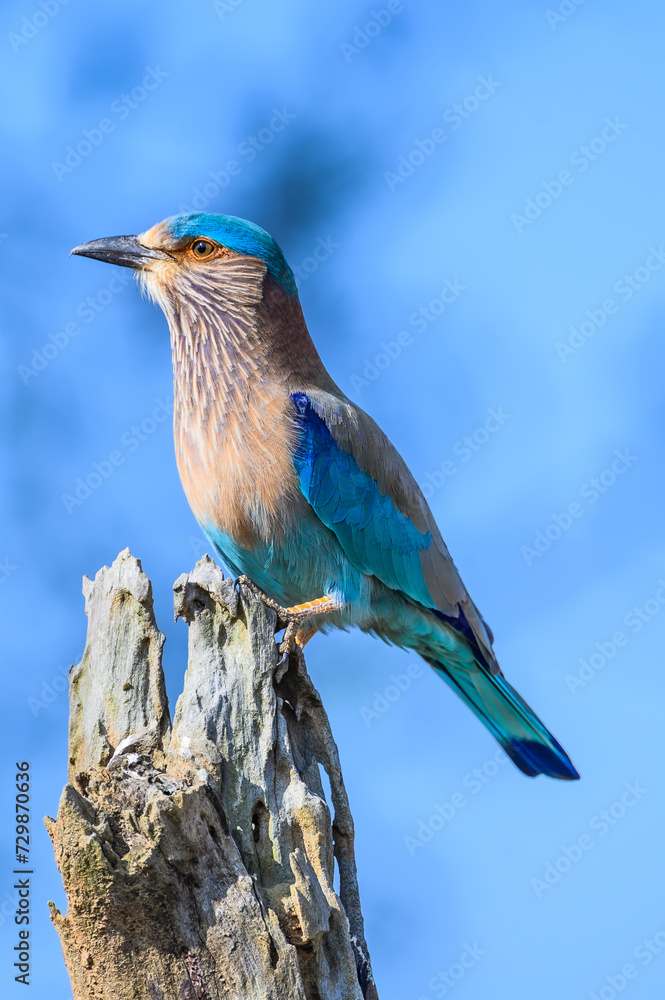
[287,598,343,649]
[295,626,316,649]
[237,578,342,653]
[284,596,342,619]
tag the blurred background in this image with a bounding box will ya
[1,0,664,996]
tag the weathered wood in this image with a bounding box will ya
[46,549,378,1000]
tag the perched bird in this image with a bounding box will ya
[72,213,579,781]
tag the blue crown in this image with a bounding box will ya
[165,212,297,294]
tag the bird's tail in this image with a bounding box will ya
[423,655,580,780]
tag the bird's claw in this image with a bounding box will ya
[274,649,291,682]
[268,605,309,655]
[236,576,305,654]
[236,574,257,596]
[278,618,302,655]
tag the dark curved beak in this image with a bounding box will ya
[70,235,173,270]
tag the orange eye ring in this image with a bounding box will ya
[190,238,216,259]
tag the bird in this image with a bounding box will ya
[71,212,580,782]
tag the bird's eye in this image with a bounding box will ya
[191,239,215,259]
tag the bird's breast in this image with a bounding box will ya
[174,377,302,550]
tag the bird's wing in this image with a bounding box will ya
[290,389,497,671]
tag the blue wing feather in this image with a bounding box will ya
[288,392,580,782]
[291,392,433,606]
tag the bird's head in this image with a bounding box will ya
[71,212,298,323]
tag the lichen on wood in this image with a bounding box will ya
[46,549,378,1000]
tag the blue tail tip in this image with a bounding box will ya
[507,738,581,781]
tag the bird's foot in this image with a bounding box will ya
[236,577,342,654]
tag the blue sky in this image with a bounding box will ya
[2,1,665,997]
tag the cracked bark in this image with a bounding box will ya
[46,549,378,1000]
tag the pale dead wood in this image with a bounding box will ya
[46,549,378,1000]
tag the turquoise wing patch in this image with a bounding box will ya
[291,392,433,605]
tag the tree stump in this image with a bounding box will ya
[46,549,378,1000]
